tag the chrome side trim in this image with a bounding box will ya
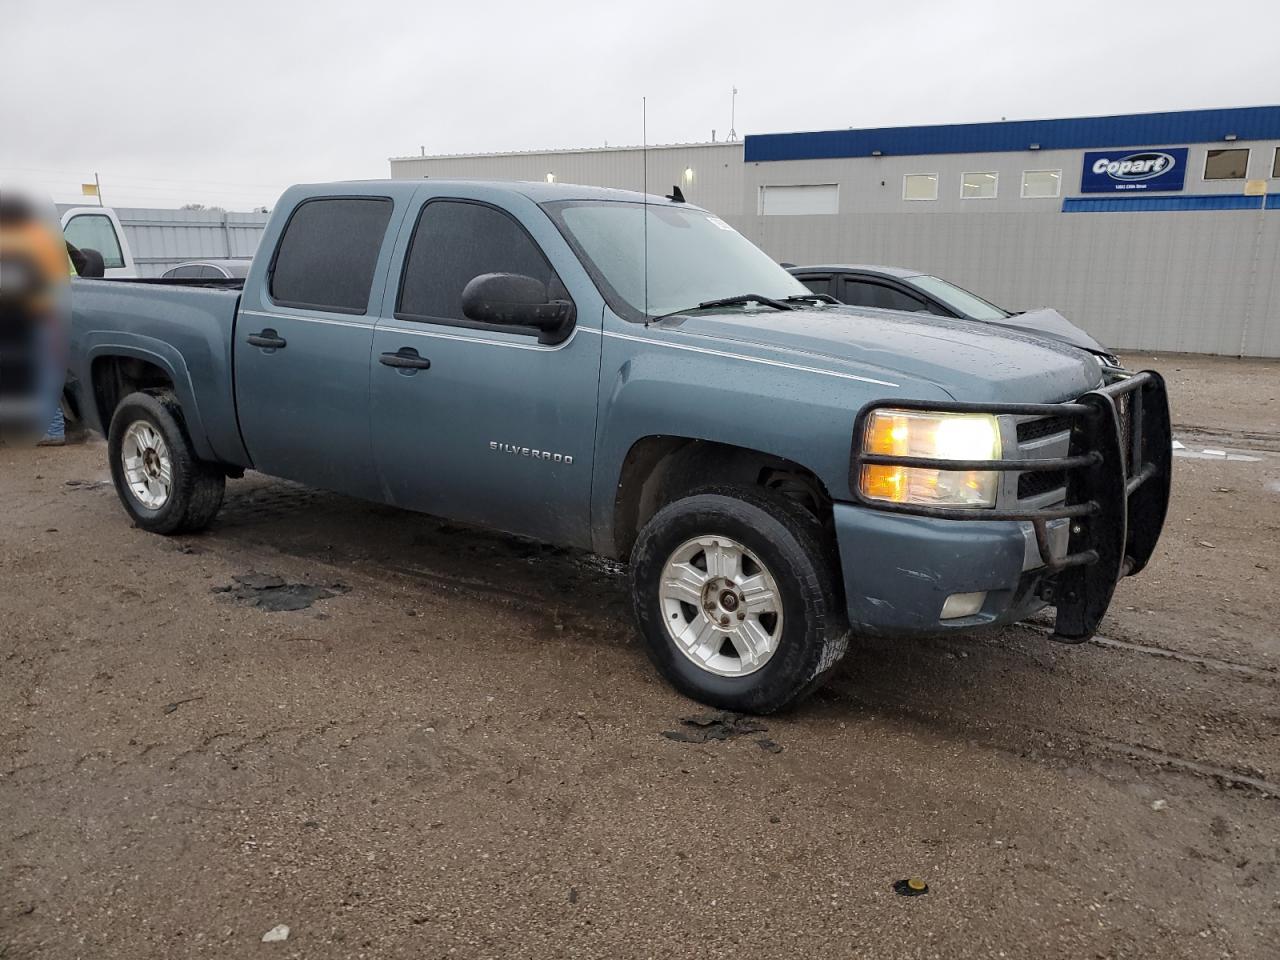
[240,309,371,330]
[240,308,602,351]
[241,308,897,386]
[600,329,899,387]
[379,323,596,351]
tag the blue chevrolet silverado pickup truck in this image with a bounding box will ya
[65,179,1171,711]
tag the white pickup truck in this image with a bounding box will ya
[55,204,137,278]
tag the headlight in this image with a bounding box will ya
[859,409,1001,508]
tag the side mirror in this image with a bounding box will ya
[461,273,574,342]
[78,247,106,279]
[67,242,106,278]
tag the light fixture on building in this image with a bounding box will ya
[1029,143,1041,150]
[683,167,694,183]
[1224,133,1238,141]
[871,150,883,157]
[546,173,556,183]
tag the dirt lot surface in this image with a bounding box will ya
[2,353,1279,959]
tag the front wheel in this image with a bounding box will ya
[107,391,225,535]
[630,486,849,713]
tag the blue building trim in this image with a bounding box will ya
[1267,194,1280,210]
[744,106,1280,163]
[1061,194,1266,213]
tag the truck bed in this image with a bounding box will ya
[67,277,249,467]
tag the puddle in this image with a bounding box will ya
[214,572,350,612]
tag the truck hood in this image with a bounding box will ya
[988,307,1113,359]
[656,305,1103,403]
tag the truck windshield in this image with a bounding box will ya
[911,275,1009,321]
[544,200,810,321]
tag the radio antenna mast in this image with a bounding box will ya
[728,86,738,141]
[642,96,649,322]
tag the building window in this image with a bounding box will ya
[758,184,839,216]
[1204,148,1249,180]
[903,174,938,201]
[961,172,998,199]
[1273,147,1279,179]
[1021,169,1061,199]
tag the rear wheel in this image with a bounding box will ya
[630,485,848,713]
[107,391,225,535]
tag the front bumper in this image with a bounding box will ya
[833,506,1064,635]
[836,371,1172,640]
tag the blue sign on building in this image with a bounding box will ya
[1081,147,1188,192]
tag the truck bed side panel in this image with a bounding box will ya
[68,279,249,466]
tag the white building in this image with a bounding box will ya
[391,107,1280,357]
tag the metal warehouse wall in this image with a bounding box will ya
[727,141,1279,357]
[390,138,1280,357]
[116,207,269,277]
[390,143,747,218]
[736,208,1279,358]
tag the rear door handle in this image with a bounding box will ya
[379,348,431,370]
[247,329,287,349]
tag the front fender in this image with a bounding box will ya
[589,329,951,555]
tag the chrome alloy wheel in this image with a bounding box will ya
[659,535,784,677]
[121,420,173,510]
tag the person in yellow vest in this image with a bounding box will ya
[0,189,71,444]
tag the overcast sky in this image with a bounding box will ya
[2,0,1277,209]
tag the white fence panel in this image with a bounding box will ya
[116,207,270,277]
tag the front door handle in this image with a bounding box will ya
[247,329,287,349]
[379,348,431,371]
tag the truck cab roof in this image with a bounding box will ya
[792,264,927,279]
[322,178,690,207]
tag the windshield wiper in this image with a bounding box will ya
[699,294,795,311]
[647,293,796,324]
[782,293,839,305]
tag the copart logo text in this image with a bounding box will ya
[1091,151,1177,181]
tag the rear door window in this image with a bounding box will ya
[64,214,125,269]
[269,197,393,314]
[397,199,561,326]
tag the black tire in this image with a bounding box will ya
[107,390,225,535]
[630,485,849,713]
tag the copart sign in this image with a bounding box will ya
[1080,147,1188,192]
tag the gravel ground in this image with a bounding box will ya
[2,353,1278,959]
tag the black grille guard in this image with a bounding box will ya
[849,371,1172,644]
